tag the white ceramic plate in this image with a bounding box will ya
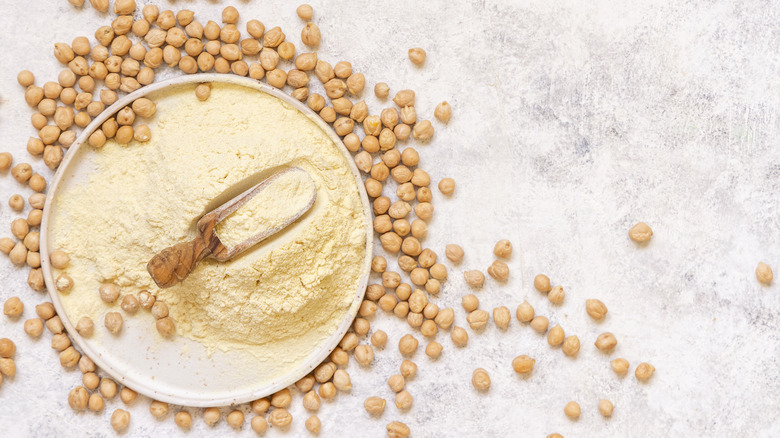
[39,74,372,407]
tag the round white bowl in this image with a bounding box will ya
[39,74,372,407]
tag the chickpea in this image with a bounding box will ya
[380,232,402,253]
[599,399,614,417]
[394,302,410,318]
[354,344,374,366]
[226,410,244,428]
[488,260,510,281]
[111,409,131,432]
[46,316,65,334]
[151,301,169,319]
[467,310,489,330]
[24,318,43,337]
[564,401,581,420]
[395,390,413,410]
[301,22,321,46]
[174,411,192,429]
[429,263,447,280]
[378,294,397,312]
[251,397,271,414]
[562,335,580,357]
[409,267,429,286]
[68,386,89,411]
[530,316,549,333]
[446,244,464,263]
[346,73,365,95]
[11,163,32,183]
[548,324,565,346]
[88,393,105,412]
[464,270,485,288]
[52,333,71,351]
[28,210,43,227]
[611,358,630,375]
[120,294,139,314]
[303,390,321,411]
[50,251,70,269]
[104,312,123,334]
[493,306,511,330]
[149,400,168,418]
[420,320,437,337]
[756,262,774,285]
[17,70,35,87]
[305,415,322,434]
[156,317,176,337]
[396,283,412,300]
[411,169,430,187]
[3,297,23,317]
[585,299,608,320]
[635,362,655,381]
[99,283,120,303]
[472,368,491,391]
[387,421,411,438]
[314,362,336,384]
[366,283,386,301]
[407,311,423,328]
[271,388,292,408]
[340,333,359,351]
[330,346,349,365]
[60,346,81,367]
[628,222,653,243]
[595,332,618,352]
[268,408,293,427]
[9,242,27,265]
[548,285,565,304]
[364,396,386,415]
[251,416,268,433]
[36,302,55,320]
[434,101,453,122]
[398,334,418,356]
[425,341,443,358]
[371,330,388,348]
[83,372,99,390]
[395,123,412,141]
[8,194,23,211]
[120,387,137,404]
[138,290,155,310]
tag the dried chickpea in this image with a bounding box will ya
[493,306,511,330]
[530,316,549,333]
[370,330,388,348]
[149,400,168,418]
[562,335,580,357]
[595,332,618,352]
[111,409,131,432]
[445,244,464,263]
[635,362,655,381]
[305,415,321,434]
[104,312,123,334]
[611,358,630,375]
[9,193,24,211]
[354,344,374,366]
[175,411,192,429]
[264,26,286,47]
[251,416,268,433]
[394,303,410,319]
[378,294,397,312]
[52,333,71,351]
[425,341,443,358]
[83,374,99,391]
[599,399,614,417]
[46,316,65,335]
[303,390,321,411]
[415,202,433,220]
[564,401,581,420]
[434,101,452,122]
[87,394,104,412]
[60,346,81,367]
[628,222,653,243]
[69,387,89,411]
[50,251,70,269]
[398,334,418,356]
[12,219,29,240]
[420,320,437,337]
[548,285,565,304]
[548,324,565,346]
[24,318,43,337]
[251,397,272,414]
[9,242,28,265]
[408,48,426,65]
[464,270,485,288]
[3,297,22,317]
[364,396,386,416]
[394,90,415,107]
[387,421,411,438]
[467,310,489,330]
[278,41,296,60]
[395,390,413,410]
[120,388,137,404]
[756,262,773,285]
[268,408,292,427]
[407,311,423,328]
[394,124,411,141]
[488,260,510,281]
[202,409,220,426]
[585,298,608,320]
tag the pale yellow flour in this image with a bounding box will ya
[49,83,366,369]
[216,168,316,249]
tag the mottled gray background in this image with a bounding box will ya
[0,0,779,437]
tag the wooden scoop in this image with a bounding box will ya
[147,167,317,289]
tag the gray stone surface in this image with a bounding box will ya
[0,0,778,436]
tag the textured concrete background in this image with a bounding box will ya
[1,0,779,437]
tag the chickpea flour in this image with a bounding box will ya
[49,82,366,379]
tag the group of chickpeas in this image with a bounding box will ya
[3,0,775,436]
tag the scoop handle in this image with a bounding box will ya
[147,236,211,288]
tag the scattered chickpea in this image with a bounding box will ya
[60,346,81,368]
[398,334,418,356]
[472,368,491,391]
[425,341,443,358]
[756,262,773,285]
[24,318,43,337]
[512,355,535,374]
[461,294,479,313]
[111,409,131,432]
[50,251,70,269]
[17,70,35,87]
[488,260,510,281]
[564,401,581,420]
[354,344,374,366]
[467,309,489,330]
[594,332,618,352]
[88,394,105,412]
[83,373,99,390]
[548,324,565,346]
[434,101,452,122]
[252,397,272,414]
[562,335,580,357]
[445,244,464,263]
[464,270,485,288]
[395,390,413,410]
[99,283,120,303]
[303,390,321,411]
[387,421,411,438]
[12,218,29,240]
[585,298,608,320]
[451,326,468,347]
[371,330,388,348]
[0,358,15,377]
[387,374,405,393]
[104,312,123,334]
[76,316,94,337]
[305,415,322,434]
[226,410,244,428]
[548,285,565,304]
[68,386,89,411]
[174,411,192,429]
[301,22,321,46]
[362,396,387,416]
[628,222,653,243]
[120,387,137,404]
[36,302,55,320]
[408,48,426,65]
[599,399,614,417]
[530,316,549,333]
[493,306,511,330]
[611,358,630,375]
[8,194,24,211]
[635,362,655,381]
[150,400,169,418]
[46,316,64,334]
[438,178,455,195]
[251,416,268,433]
[534,274,552,292]
[0,339,15,358]
[268,408,293,427]
[3,297,23,317]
